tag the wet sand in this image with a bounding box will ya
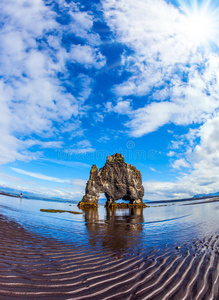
[0,213,218,299]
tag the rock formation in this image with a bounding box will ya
[78,153,145,208]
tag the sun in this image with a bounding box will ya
[180,0,218,46]
[185,11,214,44]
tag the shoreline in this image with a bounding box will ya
[0,213,218,299]
[0,191,18,198]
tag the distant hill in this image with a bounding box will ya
[193,192,219,198]
[0,186,20,197]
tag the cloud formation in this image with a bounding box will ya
[2,0,219,201]
[102,0,219,199]
[0,0,105,165]
[11,167,69,183]
[103,0,219,136]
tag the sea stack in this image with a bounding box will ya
[78,153,145,208]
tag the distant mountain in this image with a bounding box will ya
[0,186,20,197]
[193,192,219,198]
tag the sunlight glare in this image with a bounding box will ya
[181,0,219,46]
[185,12,214,44]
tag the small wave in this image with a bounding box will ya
[142,214,191,225]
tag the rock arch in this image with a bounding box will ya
[78,153,144,208]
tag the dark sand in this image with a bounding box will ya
[0,213,218,299]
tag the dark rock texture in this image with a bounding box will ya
[78,153,144,207]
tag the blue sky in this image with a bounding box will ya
[1,0,219,200]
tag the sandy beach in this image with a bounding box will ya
[0,194,218,299]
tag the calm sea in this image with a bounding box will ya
[0,195,218,254]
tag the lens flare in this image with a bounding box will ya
[179,0,219,46]
[185,12,214,44]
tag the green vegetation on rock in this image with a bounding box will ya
[105,203,149,209]
[78,202,98,209]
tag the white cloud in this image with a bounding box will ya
[69,139,95,154]
[76,140,92,148]
[0,166,87,200]
[23,140,63,149]
[114,100,132,115]
[167,151,175,157]
[11,167,69,183]
[102,0,219,137]
[0,176,85,200]
[70,148,95,154]
[93,112,105,123]
[64,1,101,46]
[105,100,132,115]
[143,169,219,200]
[71,179,87,187]
[143,113,219,200]
[69,45,106,69]
[103,0,191,95]
[101,0,219,199]
[143,180,193,201]
[98,135,110,143]
[172,158,190,170]
[194,115,219,159]
[42,158,91,169]
[0,0,105,165]
[127,102,178,137]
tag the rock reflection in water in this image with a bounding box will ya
[83,208,144,253]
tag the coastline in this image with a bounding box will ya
[0,191,18,198]
[0,213,218,299]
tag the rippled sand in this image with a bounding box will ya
[0,211,218,300]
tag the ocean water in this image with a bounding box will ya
[0,195,218,254]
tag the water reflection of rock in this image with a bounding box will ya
[83,208,144,253]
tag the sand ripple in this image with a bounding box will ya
[0,215,218,299]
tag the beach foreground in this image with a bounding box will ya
[0,202,218,299]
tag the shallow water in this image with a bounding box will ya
[0,195,218,254]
